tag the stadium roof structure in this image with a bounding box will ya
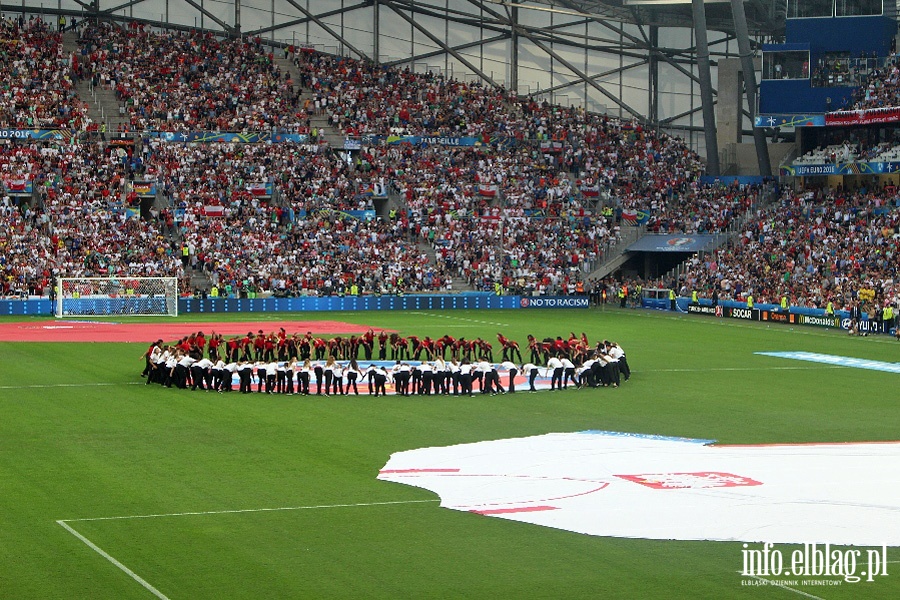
[520,0,786,36]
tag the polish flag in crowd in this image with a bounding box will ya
[621,209,649,225]
[478,184,498,197]
[4,178,28,192]
[246,182,268,196]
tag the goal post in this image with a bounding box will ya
[55,277,179,317]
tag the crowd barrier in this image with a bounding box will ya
[179,294,523,313]
[0,294,592,316]
[4,295,889,337]
[0,299,51,315]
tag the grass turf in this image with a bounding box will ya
[0,307,897,599]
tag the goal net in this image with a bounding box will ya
[55,277,178,317]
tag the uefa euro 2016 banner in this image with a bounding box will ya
[145,132,310,143]
[780,162,900,177]
[627,235,718,253]
[0,129,70,140]
[0,129,315,144]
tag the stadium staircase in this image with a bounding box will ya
[276,53,348,149]
[374,189,405,220]
[273,53,301,90]
[417,241,475,292]
[67,32,130,132]
[61,30,78,55]
[79,80,129,130]
[584,225,645,280]
[188,268,213,294]
[779,145,800,171]
[310,115,346,148]
[273,52,307,133]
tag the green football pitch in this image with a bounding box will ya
[0,307,896,599]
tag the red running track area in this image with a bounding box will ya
[0,320,389,343]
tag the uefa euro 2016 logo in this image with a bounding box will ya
[741,543,889,586]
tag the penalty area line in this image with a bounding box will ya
[61,498,441,523]
[57,520,171,600]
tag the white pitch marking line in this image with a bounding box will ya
[739,573,826,600]
[57,520,171,600]
[61,498,441,523]
[643,366,844,373]
[0,382,143,390]
[408,312,510,327]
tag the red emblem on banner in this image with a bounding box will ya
[615,472,763,489]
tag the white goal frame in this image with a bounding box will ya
[55,277,179,317]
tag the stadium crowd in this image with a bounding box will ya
[1,16,897,310]
[671,186,900,312]
[288,49,760,291]
[1,136,187,297]
[0,16,91,130]
[76,21,306,133]
[848,57,900,111]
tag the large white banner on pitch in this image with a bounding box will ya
[378,431,900,546]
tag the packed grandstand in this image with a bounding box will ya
[0,15,898,315]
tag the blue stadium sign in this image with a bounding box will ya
[754,115,825,128]
[0,129,67,140]
[519,296,589,309]
[626,235,717,253]
[146,132,310,143]
[781,161,900,177]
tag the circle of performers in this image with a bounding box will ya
[142,329,630,396]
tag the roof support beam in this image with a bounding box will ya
[381,0,501,87]
[282,0,369,59]
[382,34,510,68]
[182,0,236,34]
[537,58,648,95]
[244,3,370,37]
[693,0,719,174]
[514,25,643,120]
